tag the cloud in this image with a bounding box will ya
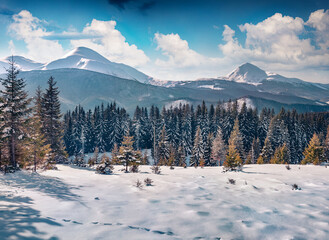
[148,33,227,80]
[8,10,65,62]
[307,9,329,50]
[8,40,15,55]
[70,19,149,67]
[219,11,329,72]
[154,33,204,67]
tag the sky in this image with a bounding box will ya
[0,0,328,83]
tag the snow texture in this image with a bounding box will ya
[0,164,328,239]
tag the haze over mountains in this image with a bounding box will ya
[0,47,328,113]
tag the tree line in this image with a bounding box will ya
[0,59,328,172]
[63,97,329,167]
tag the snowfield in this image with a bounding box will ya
[1,165,329,240]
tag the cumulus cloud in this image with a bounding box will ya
[307,9,329,51]
[219,11,329,72]
[154,33,204,67]
[8,10,65,62]
[71,19,149,67]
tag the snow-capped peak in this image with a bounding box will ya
[43,46,151,83]
[226,63,268,83]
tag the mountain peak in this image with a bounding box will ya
[63,46,110,64]
[226,62,268,83]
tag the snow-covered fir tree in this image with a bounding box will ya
[0,57,31,169]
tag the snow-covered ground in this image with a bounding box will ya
[1,164,329,239]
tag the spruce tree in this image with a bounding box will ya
[118,136,141,172]
[191,126,203,167]
[24,89,51,171]
[324,126,329,162]
[270,143,289,164]
[211,127,226,166]
[0,57,30,169]
[42,76,63,160]
[228,118,244,160]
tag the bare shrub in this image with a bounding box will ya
[292,184,301,190]
[150,165,161,174]
[227,178,236,185]
[144,178,153,186]
[136,179,143,189]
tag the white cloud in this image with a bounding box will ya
[307,9,329,51]
[70,19,149,67]
[143,33,229,80]
[219,11,329,72]
[154,33,204,67]
[8,40,15,55]
[8,10,65,62]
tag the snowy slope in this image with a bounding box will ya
[0,164,328,239]
[0,56,43,74]
[43,47,151,83]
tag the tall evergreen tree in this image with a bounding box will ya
[211,127,226,166]
[191,126,203,167]
[42,76,63,159]
[0,57,30,168]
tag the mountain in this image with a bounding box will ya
[0,56,43,74]
[43,47,151,83]
[0,49,328,114]
[225,62,303,84]
[0,47,151,84]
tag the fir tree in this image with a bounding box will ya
[0,57,31,169]
[24,89,51,171]
[302,133,324,165]
[324,126,329,162]
[228,118,244,160]
[118,136,141,172]
[211,127,226,166]
[191,126,203,167]
[42,76,63,160]
[270,143,289,164]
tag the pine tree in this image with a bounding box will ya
[176,144,186,167]
[324,126,329,162]
[42,76,63,160]
[302,133,324,165]
[24,89,51,171]
[0,57,31,169]
[270,143,289,164]
[260,137,273,163]
[111,143,120,164]
[118,136,141,172]
[191,126,203,167]
[203,133,213,166]
[228,118,244,160]
[211,127,226,166]
[224,144,243,171]
[157,126,169,165]
[250,138,260,164]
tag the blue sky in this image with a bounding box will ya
[0,0,328,82]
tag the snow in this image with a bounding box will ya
[197,85,224,90]
[165,99,190,108]
[1,164,328,239]
[0,47,151,84]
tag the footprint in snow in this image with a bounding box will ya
[92,222,99,224]
[72,221,83,225]
[63,219,71,222]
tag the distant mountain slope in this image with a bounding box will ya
[0,68,326,114]
[43,47,151,83]
[0,47,151,84]
[225,62,303,84]
[0,56,43,73]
